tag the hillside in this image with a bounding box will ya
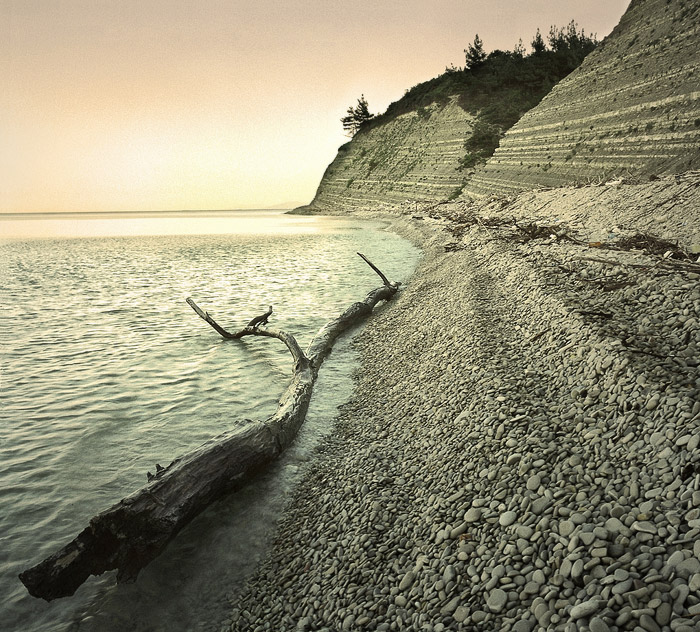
[300,0,700,214]
[300,23,597,213]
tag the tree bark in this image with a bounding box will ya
[19,253,399,601]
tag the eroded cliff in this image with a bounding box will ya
[464,0,700,198]
[301,98,474,213]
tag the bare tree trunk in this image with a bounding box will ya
[19,254,400,601]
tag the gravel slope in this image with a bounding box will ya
[228,188,700,632]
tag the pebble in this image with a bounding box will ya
[399,571,415,591]
[559,520,575,537]
[639,613,661,632]
[500,511,518,527]
[464,508,483,523]
[453,606,470,623]
[570,599,602,620]
[589,617,610,632]
[633,521,657,534]
[441,596,460,615]
[526,474,541,491]
[487,588,508,613]
[512,620,534,632]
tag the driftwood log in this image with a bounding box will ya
[19,253,400,601]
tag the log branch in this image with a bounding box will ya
[185,298,308,370]
[20,253,400,601]
[357,251,401,289]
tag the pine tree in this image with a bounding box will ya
[341,105,358,136]
[465,34,486,69]
[340,94,374,136]
[531,28,546,54]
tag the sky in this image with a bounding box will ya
[1,0,630,213]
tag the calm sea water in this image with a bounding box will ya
[0,210,420,632]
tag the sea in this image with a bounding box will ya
[0,209,420,632]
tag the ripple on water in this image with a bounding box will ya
[0,215,420,631]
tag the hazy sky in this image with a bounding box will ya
[2,0,630,213]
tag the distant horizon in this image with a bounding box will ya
[0,206,320,241]
[0,205,307,217]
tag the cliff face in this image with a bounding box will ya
[464,0,700,198]
[303,0,699,214]
[304,99,473,212]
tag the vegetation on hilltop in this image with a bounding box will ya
[350,22,597,168]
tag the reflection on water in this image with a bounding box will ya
[0,211,420,632]
[0,209,321,240]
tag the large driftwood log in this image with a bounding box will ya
[20,253,399,601]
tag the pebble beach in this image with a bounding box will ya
[228,182,700,632]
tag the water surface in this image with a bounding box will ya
[0,210,420,631]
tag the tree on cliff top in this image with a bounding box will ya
[341,95,374,136]
[355,20,597,170]
[464,34,486,69]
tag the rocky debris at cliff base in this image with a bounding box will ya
[227,211,700,632]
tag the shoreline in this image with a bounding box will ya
[229,176,700,631]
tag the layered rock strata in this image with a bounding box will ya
[301,0,699,214]
[464,0,700,198]
[301,99,473,213]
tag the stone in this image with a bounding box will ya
[516,525,535,539]
[453,606,470,623]
[399,571,415,591]
[605,517,624,534]
[667,550,685,567]
[441,596,460,615]
[589,617,610,632]
[532,569,545,584]
[512,620,534,632]
[689,573,700,591]
[500,511,518,527]
[632,521,656,534]
[559,520,575,536]
[531,497,550,515]
[611,578,633,595]
[464,508,483,523]
[676,557,700,578]
[613,568,629,582]
[570,599,602,620]
[471,610,487,623]
[450,522,468,539]
[655,602,672,626]
[639,613,661,632]
[527,474,541,491]
[487,588,508,613]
